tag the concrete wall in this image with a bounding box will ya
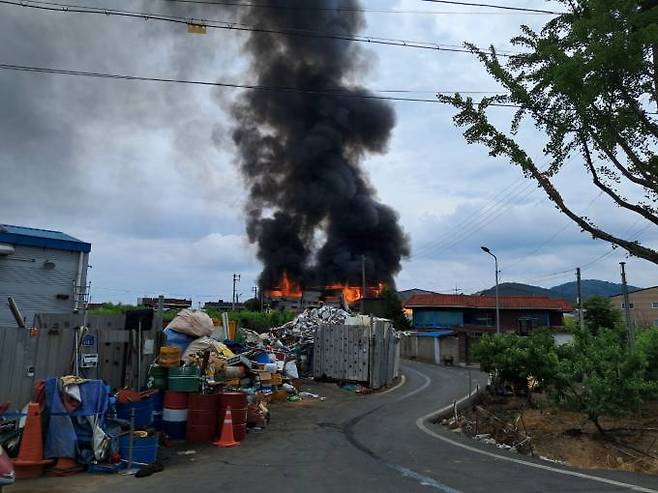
[0,244,88,328]
[400,334,460,365]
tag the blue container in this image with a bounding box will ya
[119,434,159,465]
[151,392,164,430]
[117,398,154,428]
[164,327,195,353]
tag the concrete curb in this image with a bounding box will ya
[423,384,482,424]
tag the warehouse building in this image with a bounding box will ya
[0,224,91,328]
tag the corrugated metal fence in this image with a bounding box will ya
[313,320,399,389]
[0,312,160,409]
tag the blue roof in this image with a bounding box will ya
[415,330,454,337]
[0,224,91,253]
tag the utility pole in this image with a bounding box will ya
[361,254,366,314]
[576,268,584,332]
[620,262,634,348]
[231,274,240,311]
[252,285,258,303]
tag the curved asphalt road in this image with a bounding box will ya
[12,360,658,493]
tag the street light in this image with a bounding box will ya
[481,246,500,334]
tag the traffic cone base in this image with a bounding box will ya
[213,406,240,448]
[49,457,84,476]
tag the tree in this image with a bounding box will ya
[439,0,658,263]
[474,330,559,397]
[582,296,624,335]
[550,328,654,433]
[379,288,412,330]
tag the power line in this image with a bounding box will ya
[136,0,555,15]
[419,0,563,15]
[0,0,519,56]
[0,62,526,107]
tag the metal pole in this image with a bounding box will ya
[231,274,240,311]
[361,254,366,314]
[137,319,142,390]
[494,254,500,334]
[620,262,634,348]
[576,267,584,332]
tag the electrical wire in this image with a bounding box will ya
[419,0,563,15]
[134,0,556,15]
[0,62,526,106]
[0,0,520,56]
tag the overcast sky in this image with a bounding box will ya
[1,0,656,305]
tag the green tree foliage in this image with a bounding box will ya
[475,330,559,394]
[583,296,624,335]
[551,329,654,432]
[379,288,412,330]
[636,327,658,381]
[440,0,658,264]
[477,326,658,432]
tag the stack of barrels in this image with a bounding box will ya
[162,391,189,440]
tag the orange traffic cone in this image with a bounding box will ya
[213,406,240,448]
[49,457,84,476]
[13,402,54,479]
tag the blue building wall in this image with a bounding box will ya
[413,309,463,328]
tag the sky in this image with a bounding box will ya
[1,0,656,305]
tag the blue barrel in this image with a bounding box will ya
[151,392,164,430]
[117,398,154,428]
[119,434,159,465]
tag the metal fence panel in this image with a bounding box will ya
[313,321,399,389]
[0,312,161,409]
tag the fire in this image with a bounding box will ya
[266,274,386,304]
[266,271,303,298]
[325,281,385,304]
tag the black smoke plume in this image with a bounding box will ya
[231,0,410,290]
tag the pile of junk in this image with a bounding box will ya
[0,306,353,482]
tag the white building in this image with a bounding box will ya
[0,224,91,328]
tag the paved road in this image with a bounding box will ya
[11,361,658,493]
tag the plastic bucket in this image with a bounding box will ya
[147,365,168,390]
[119,434,159,465]
[117,398,154,428]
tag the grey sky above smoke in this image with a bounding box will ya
[1,0,656,303]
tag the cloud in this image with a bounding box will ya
[1,0,656,304]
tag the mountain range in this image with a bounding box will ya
[478,280,641,304]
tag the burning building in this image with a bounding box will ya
[229,1,410,303]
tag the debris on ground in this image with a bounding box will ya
[442,394,658,475]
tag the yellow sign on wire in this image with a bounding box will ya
[187,23,207,34]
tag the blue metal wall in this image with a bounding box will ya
[413,309,463,328]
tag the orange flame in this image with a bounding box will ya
[266,271,303,298]
[325,282,385,304]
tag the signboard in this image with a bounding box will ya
[82,334,96,347]
[80,353,98,368]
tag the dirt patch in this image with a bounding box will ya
[446,394,658,475]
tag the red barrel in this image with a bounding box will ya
[186,393,218,443]
[164,390,189,409]
[217,392,248,441]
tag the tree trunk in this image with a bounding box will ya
[592,416,606,435]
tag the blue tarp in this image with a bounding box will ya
[44,378,110,459]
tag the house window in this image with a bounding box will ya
[652,302,658,309]
[518,318,537,336]
[621,303,634,309]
